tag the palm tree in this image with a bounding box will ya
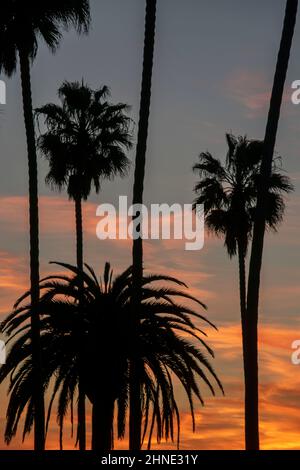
[246,0,298,449]
[0,262,223,450]
[35,81,132,449]
[130,0,157,450]
[0,0,90,450]
[193,134,293,449]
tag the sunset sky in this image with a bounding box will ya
[0,0,300,450]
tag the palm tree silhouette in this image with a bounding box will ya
[246,0,298,449]
[130,0,157,450]
[0,0,90,450]
[193,134,293,449]
[1,262,223,450]
[35,80,132,448]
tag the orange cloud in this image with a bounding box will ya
[1,194,300,450]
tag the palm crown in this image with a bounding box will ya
[193,134,293,257]
[36,81,132,201]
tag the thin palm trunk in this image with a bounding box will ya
[74,196,86,450]
[238,250,247,320]
[246,0,298,450]
[91,391,114,452]
[237,240,250,450]
[19,48,45,451]
[130,0,157,450]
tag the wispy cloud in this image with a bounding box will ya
[0,194,299,449]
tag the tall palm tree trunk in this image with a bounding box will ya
[246,0,298,450]
[19,48,45,452]
[130,0,157,450]
[237,241,250,450]
[74,196,86,450]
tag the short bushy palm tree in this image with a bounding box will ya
[0,0,91,450]
[130,0,157,450]
[35,81,132,445]
[193,134,293,449]
[0,262,223,450]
